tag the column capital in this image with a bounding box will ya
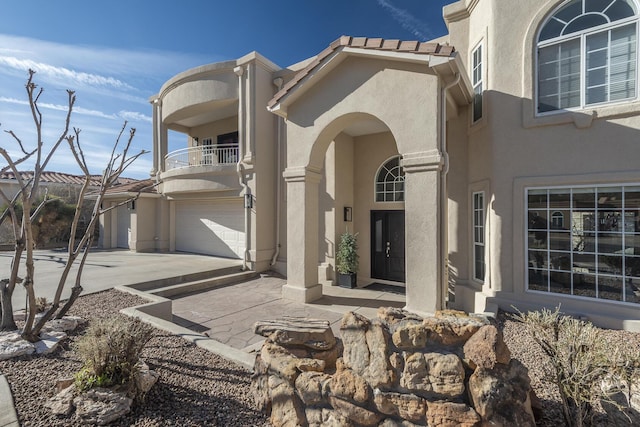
[401,149,444,173]
[283,166,322,184]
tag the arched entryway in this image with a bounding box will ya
[268,37,472,316]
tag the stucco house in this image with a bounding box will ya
[100,0,640,331]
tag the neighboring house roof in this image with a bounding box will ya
[102,179,157,196]
[268,35,457,109]
[0,171,138,187]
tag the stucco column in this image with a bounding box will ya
[402,150,444,316]
[281,166,323,302]
[150,98,159,176]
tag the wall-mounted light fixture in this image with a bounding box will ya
[344,206,352,222]
[193,136,199,144]
[245,193,253,209]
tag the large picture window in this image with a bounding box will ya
[537,0,638,113]
[375,156,405,202]
[527,185,640,304]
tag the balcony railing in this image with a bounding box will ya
[165,144,239,171]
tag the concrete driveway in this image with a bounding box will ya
[0,249,241,311]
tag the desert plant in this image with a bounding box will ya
[513,306,636,427]
[74,316,153,394]
[336,231,359,274]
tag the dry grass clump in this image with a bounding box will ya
[74,316,153,394]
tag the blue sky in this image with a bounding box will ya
[0,0,456,179]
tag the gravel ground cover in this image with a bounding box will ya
[1,288,639,426]
[0,289,270,427]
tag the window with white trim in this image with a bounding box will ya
[472,43,483,122]
[375,156,405,202]
[537,0,638,113]
[473,192,486,281]
[527,185,640,304]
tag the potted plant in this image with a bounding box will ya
[336,231,359,288]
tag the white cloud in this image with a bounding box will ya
[376,0,434,40]
[0,56,133,90]
[119,110,152,123]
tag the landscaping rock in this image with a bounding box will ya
[268,375,305,427]
[45,315,84,333]
[463,324,511,370]
[0,331,35,360]
[373,390,426,423]
[34,331,67,355]
[329,396,383,426]
[45,385,75,416]
[425,401,481,427]
[254,317,336,351]
[330,367,371,404]
[73,387,133,425]
[400,352,466,398]
[340,311,371,373]
[295,371,331,406]
[133,360,159,395]
[468,359,535,426]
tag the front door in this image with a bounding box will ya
[371,211,405,282]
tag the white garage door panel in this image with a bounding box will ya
[175,200,244,258]
[116,205,130,249]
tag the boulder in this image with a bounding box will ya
[260,341,324,383]
[422,312,489,346]
[463,324,511,370]
[425,401,481,427]
[0,331,35,360]
[254,317,336,351]
[400,352,465,398]
[392,324,427,350]
[373,390,427,423]
[268,375,306,427]
[133,360,159,395]
[295,371,331,406]
[468,359,535,426]
[329,396,383,426]
[340,312,371,373]
[329,367,371,405]
[45,316,84,333]
[377,307,423,335]
[46,385,76,416]
[363,319,395,388]
[34,331,67,355]
[306,408,354,427]
[73,388,133,425]
[378,418,422,427]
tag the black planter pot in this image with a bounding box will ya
[337,272,357,288]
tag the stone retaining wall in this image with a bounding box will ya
[252,308,536,427]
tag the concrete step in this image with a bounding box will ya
[128,265,243,292]
[151,270,258,298]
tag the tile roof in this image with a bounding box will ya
[268,35,456,109]
[103,178,156,195]
[0,171,144,189]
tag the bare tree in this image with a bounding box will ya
[0,70,149,340]
[0,69,72,332]
[27,123,148,339]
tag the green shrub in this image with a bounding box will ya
[74,316,153,393]
[336,231,359,274]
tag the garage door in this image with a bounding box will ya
[175,199,245,258]
[116,205,130,249]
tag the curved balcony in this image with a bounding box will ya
[159,144,241,196]
[159,61,239,129]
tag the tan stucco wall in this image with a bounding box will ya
[444,0,640,328]
[192,116,237,145]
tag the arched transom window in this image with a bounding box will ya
[375,156,405,202]
[537,0,639,113]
